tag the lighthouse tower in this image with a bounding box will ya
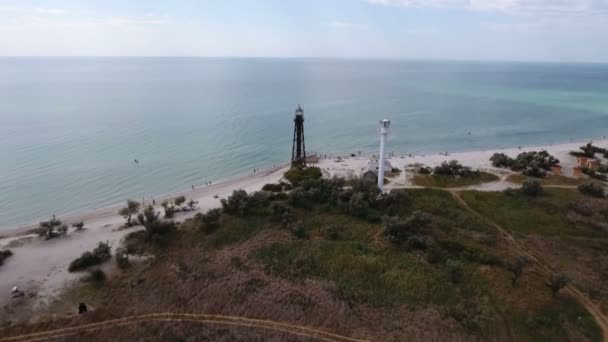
[377,119,391,192]
[291,105,306,167]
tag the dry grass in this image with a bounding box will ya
[412,172,499,188]
[506,174,583,186]
[1,189,603,341]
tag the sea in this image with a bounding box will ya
[1,58,608,228]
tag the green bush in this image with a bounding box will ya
[86,269,106,285]
[383,211,432,246]
[581,167,608,181]
[570,143,606,158]
[548,273,570,297]
[118,200,140,227]
[199,208,222,233]
[37,215,67,239]
[578,182,605,198]
[221,190,250,216]
[426,247,448,264]
[446,259,465,283]
[262,183,284,192]
[521,179,543,196]
[434,160,475,177]
[492,151,559,177]
[490,153,514,168]
[418,166,432,175]
[0,249,13,266]
[69,241,112,272]
[291,222,309,239]
[284,167,322,187]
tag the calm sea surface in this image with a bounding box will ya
[1,58,608,227]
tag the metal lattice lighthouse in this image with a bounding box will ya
[377,119,391,192]
[291,105,306,167]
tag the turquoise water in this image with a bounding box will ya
[1,58,608,228]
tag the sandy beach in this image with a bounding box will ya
[1,138,607,319]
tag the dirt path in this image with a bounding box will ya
[0,313,370,342]
[449,191,608,342]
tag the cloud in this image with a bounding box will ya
[367,0,608,16]
[33,7,66,15]
[328,20,354,28]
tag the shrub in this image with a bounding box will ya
[270,202,291,221]
[571,143,607,158]
[87,269,106,285]
[248,191,273,210]
[426,247,448,264]
[548,273,570,297]
[383,211,432,246]
[434,160,475,177]
[418,166,432,175]
[521,179,543,196]
[57,224,68,236]
[187,199,198,210]
[72,222,85,231]
[446,259,464,283]
[581,167,608,181]
[37,215,65,239]
[199,208,222,233]
[0,249,13,266]
[494,151,559,177]
[221,190,250,216]
[578,182,605,198]
[174,196,186,208]
[284,167,322,187]
[69,241,112,272]
[506,255,529,286]
[490,153,514,168]
[115,248,129,269]
[522,164,547,178]
[291,222,309,239]
[118,200,140,227]
[262,183,284,192]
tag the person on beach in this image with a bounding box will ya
[11,286,24,298]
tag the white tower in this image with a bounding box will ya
[377,119,391,192]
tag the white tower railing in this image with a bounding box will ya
[378,119,391,192]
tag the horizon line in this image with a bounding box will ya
[0,55,606,65]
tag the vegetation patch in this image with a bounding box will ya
[490,151,560,178]
[506,174,583,186]
[0,249,13,266]
[284,166,322,187]
[413,172,499,188]
[512,297,601,342]
[69,242,112,272]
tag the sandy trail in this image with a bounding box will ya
[450,191,608,342]
[0,312,370,342]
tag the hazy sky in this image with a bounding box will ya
[0,0,607,62]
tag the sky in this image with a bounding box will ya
[0,0,607,62]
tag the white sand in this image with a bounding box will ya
[1,138,606,316]
[0,164,290,313]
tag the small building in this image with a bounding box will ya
[577,157,599,170]
[362,170,378,183]
[364,158,393,175]
[552,165,562,175]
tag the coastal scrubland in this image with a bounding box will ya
[2,175,604,342]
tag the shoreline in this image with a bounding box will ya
[0,136,607,317]
[1,136,606,236]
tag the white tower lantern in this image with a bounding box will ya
[377,119,391,192]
